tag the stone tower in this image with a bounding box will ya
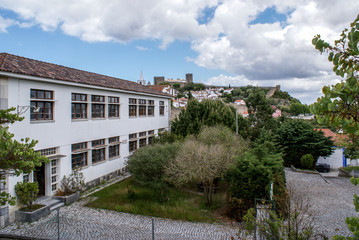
[186,73,193,84]
[154,76,165,85]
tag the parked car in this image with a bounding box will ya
[316,163,330,172]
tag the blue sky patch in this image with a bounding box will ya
[250,6,292,27]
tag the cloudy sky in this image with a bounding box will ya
[0,0,358,104]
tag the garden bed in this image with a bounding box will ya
[86,177,229,223]
[15,204,49,222]
[55,191,80,205]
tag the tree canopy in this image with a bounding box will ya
[274,119,334,168]
[165,125,247,205]
[311,14,359,158]
[0,107,48,205]
[171,100,237,137]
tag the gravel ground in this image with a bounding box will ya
[286,169,358,238]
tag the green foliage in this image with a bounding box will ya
[311,14,359,159]
[0,108,48,205]
[180,83,205,91]
[272,90,300,103]
[153,131,183,144]
[57,168,85,195]
[14,182,39,207]
[159,82,170,85]
[246,88,278,140]
[172,83,181,89]
[127,143,180,201]
[226,144,284,220]
[274,119,334,167]
[289,102,311,116]
[171,100,237,137]
[165,125,247,206]
[300,154,314,169]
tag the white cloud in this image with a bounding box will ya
[136,46,149,51]
[0,0,358,103]
[0,15,16,32]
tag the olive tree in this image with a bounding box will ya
[165,125,247,206]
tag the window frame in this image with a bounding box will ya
[72,93,88,120]
[30,89,54,121]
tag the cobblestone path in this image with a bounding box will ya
[0,198,238,240]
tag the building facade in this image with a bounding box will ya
[0,53,171,203]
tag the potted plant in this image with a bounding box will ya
[14,182,50,222]
[55,168,85,205]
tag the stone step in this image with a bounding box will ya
[50,202,64,211]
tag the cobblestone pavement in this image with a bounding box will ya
[286,168,358,238]
[1,169,357,239]
[0,197,238,240]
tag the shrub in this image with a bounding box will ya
[226,144,284,220]
[15,182,39,207]
[127,142,180,201]
[57,168,85,196]
[301,154,314,169]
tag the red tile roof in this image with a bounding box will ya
[315,128,348,145]
[0,53,169,97]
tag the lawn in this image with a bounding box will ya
[342,166,359,172]
[86,177,229,223]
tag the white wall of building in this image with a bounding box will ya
[317,147,344,169]
[6,76,170,198]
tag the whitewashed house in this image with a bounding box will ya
[0,53,171,214]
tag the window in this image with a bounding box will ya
[148,131,154,145]
[108,96,120,118]
[37,147,57,156]
[30,89,54,120]
[23,174,30,183]
[72,152,88,169]
[139,138,147,148]
[51,159,58,192]
[139,99,146,116]
[158,128,165,133]
[92,95,105,118]
[159,101,165,116]
[109,136,120,159]
[72,142,88,169]
[129,98,137,117]
[129,133,137,152]
[72,93,87,119]
[139,131,146,138]
[92,139,106,164]
[148,100,155,116]
[72,142,87,152]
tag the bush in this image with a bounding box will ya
[57,168,85,196]
[127,142,180,201]
[15,182,39,207]
[226,144,284,220]
[301,154,314,169]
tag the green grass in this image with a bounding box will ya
[342,166,359,172]
[86,177,228,223]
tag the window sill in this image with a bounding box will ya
[129,116,138,119]
[92,160,107,166]
[72,119,88,122]
[108,117,120,120]
[91,118,106,120]
[30,120,55,124]
[109,156,121,161]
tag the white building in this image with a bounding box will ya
[0,53,171,203]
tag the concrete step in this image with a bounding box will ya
[50,202,64,211]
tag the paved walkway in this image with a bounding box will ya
[1,169,357,239]
[0,198,238,240]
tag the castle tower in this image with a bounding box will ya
[154,76,165,85]
[186,73,193,84]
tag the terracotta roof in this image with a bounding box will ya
[315,128,347,146]
[148,85,167,92]
[0,53,169,97]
